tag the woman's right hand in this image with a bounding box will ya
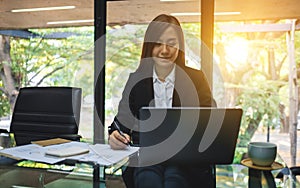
[108,130,131,150]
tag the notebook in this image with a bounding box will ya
[137,107,243,166]
[45,146,89,157]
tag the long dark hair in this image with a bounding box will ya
[137,14,185,71]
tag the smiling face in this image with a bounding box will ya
[151,26,179,71]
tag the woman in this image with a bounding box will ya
[108,14,216,188]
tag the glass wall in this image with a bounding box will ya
[1,0,294,152]
[103,1,295,150]
[0,27,94,142]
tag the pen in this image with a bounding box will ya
[113,121,133,146]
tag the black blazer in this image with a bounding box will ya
[108,62,216,144]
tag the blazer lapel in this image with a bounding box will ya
[131,72,155,108]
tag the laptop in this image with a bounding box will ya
[137,107,243,167]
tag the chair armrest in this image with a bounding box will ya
[276,166,300,180]
[276,167,290,179]
[0,129,9,134]
[58,134,82,141]
[290,166,300,176]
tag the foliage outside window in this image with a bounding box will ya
[0,27,94,140]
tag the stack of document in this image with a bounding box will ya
[0,140,139,166]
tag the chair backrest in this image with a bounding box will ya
[10,87,82,145]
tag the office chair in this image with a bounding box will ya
[276,166,300,187]
[9,87,82,146]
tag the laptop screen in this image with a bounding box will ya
[137,107,243,167]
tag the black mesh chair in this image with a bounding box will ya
[276,166,300,187]
[9,87,82,146]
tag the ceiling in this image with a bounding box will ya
[1,0,300,29]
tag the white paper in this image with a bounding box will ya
[70,144,139,166]
[0,142,139,166]
[0,144,63,164]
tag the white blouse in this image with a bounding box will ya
[153,66,175,108]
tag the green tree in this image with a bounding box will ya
[0,27,94,116]
[236,79,282,146]
[214,21,293,146]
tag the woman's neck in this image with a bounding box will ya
[154,64,174,82]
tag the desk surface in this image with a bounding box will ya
[0,140,299,188]
[0,159,299,188]
[0,159,106,188]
